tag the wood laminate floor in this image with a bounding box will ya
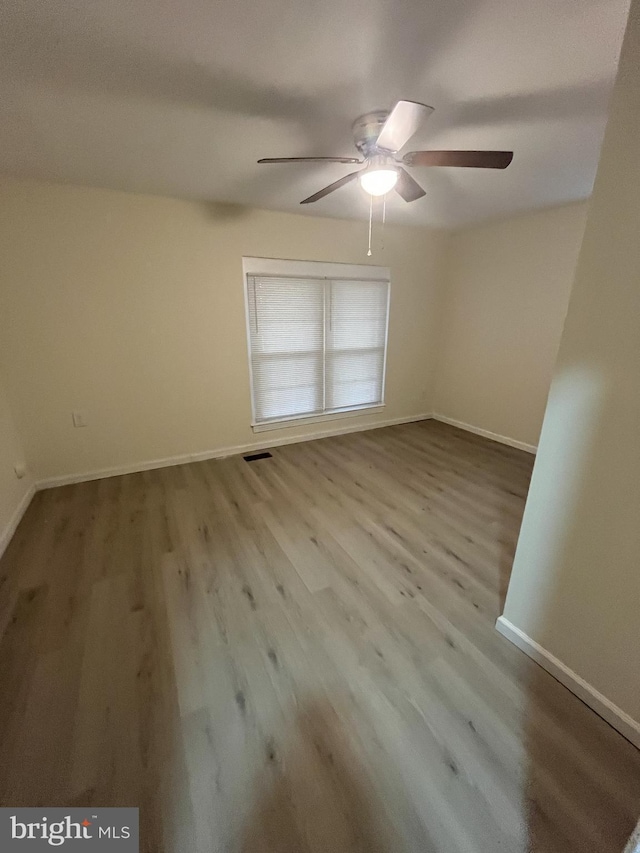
[0,420,638,852]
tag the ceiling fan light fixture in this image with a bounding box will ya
[360,168,398,196]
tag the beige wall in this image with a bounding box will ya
[0,179,446,482]
[434,203,588,449]
[0,369,32,551]
[503,0,640,730]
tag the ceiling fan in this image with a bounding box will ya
[258,100,513,204]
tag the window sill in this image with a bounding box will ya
[251,404,386,433]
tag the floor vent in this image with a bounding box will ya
[243,451,273,462]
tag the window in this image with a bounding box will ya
[243,258,390,430]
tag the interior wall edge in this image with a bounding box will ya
[35,412,434,491]
[0,482,36,561]
[496,616,640,749]
[448,197,592,237]
[431,414,537,454]
[0,175,452,236]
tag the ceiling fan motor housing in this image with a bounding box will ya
[352,110,391,157]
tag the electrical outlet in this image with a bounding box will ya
[72,410,88,428]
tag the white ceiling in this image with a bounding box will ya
[0,0,630,227]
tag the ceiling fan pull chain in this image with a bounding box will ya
[367,194,373,257]
[381,194,386,251]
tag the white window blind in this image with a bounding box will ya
[246,273,389,427]
[326,279,388,411]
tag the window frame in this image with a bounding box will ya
[243,257,391,432]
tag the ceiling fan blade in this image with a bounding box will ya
[300,170,362,204]
[258,156,362,164]
[403,150,513,169]
[395,168,426,202]
[376,100,435,153]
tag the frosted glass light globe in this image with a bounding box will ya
[360,168,398,196]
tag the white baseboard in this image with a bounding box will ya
[432,414,537,454]
[0,483,36,561]
[496,616,640,749]
[36,413,434,490]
